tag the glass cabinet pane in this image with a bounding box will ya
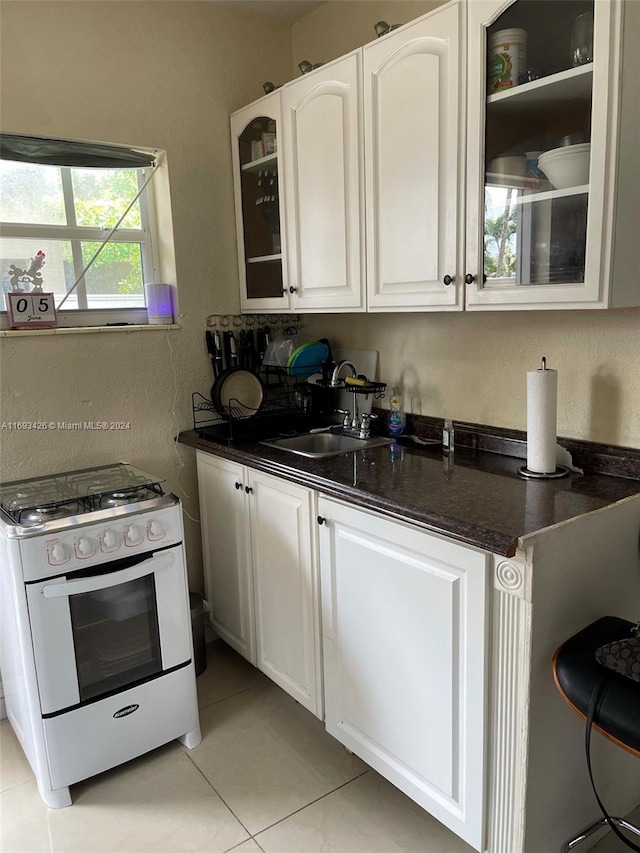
[237,116,283,300]
[482,0,593,290]
[70,574,162,702]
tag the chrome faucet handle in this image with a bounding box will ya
[335,408,351,428]
[359,412,377,438]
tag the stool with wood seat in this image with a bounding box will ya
[553,616,640,852]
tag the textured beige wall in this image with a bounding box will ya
[304,310,640,448]
[294,0,640,450]
[0,1,292,590]
[291,0,439,69]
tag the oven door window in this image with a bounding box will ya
[69,574,162,702]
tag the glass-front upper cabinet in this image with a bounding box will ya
[466,0,629,310]
[231,92,289,312]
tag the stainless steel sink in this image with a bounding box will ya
[261,431,392,459]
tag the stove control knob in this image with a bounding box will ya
[102,529,119,551]
[125,524,142,546]
[48,542,69,565]
[75,535,95,558]
[147,520,165,541]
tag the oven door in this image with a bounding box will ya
[26,544,192,715]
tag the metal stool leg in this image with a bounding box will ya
[561,816,640,852]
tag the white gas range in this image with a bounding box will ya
[0,463,201,808]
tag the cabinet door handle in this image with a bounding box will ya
[317,516,326,525]
[464,273,476,285]
[443,274,454,286]
[235,482,242,490]
[289,286,298,294]
[245,485,253,494]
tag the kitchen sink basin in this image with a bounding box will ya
[261,431,392,459]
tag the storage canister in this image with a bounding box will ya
[488,28,527,93]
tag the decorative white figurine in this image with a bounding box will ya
[8,250,46,292]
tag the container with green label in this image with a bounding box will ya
[488,28,527,93]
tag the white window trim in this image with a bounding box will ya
[1,145,175,330]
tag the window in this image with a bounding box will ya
[0,134,174,328]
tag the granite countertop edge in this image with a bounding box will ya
[179,428,640,557]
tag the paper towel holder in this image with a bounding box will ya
[518,465,570,480]
[519,355,570,479]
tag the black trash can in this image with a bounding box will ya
[189,592,207,677]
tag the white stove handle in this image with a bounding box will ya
[41,550,175,598]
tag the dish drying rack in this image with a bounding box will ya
[193,364,386,446]
[192,381,292,444]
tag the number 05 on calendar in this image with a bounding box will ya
[7,292,58,329]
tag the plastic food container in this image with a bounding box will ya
[263,333,308,368]
[488,28,527,93]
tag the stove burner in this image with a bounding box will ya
[23,505,76,524]
[0,463,166,528]
[99,489,155,508]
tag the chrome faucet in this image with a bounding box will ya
[330,360,359,430]
[330,360,357,387]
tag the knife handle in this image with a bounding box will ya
[229,332,238,366]
[221,331,230,371]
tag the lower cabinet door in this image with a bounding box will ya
[248,470,322,718]
[318,497,488,851]
[196,451,256,664]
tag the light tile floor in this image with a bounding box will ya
[2,640,635,852]
[1,641,478,853]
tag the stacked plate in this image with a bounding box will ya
[287,341,330,377]
[211,368,264,420]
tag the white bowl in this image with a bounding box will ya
[538,143,590,189]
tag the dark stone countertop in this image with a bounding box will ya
[179,427,640,558]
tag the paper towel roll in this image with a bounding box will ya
[527,363,557,473]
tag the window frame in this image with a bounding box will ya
[1,145,169,330]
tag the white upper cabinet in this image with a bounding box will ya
[281,52,365,312]
[231,92,290,313]
[364,2,464,311]
[465,0,638,309]
[230,0,637,313]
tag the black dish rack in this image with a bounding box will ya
[193,366,386,446]
[192,373,333,445]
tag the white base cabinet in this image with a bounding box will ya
[318,496,489,851]
[196,453,640,852]
[196,452,322,718]
[196,452,255,663]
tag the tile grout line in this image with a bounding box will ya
[182,748,255,841]
[197,680,270,713]
[250,768,372,842]
[0,775,36,795]
[183,726,371,850]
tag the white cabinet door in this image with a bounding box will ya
[230,92,291,313]
[364,2,463,311]
[281,52,365,312]
[196,454,323,715]
[319,497,488,851]
[196,452,256,663]
[248,470,322,718]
